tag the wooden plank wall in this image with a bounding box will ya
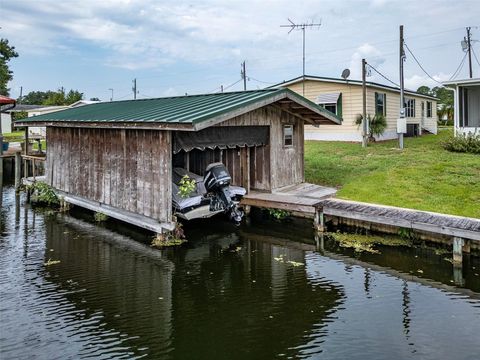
[220,105,304,191]
[46,127,172,223]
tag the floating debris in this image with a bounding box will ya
[287,260,304,267]
[44,259,61,266]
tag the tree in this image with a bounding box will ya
[21,91,53,105]
[416,85,432,96]
[0,38,19,96]
[417,85,454,123]
[43,88,83,106]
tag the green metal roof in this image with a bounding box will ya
[16,88,341,130]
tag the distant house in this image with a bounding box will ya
[26,100,101,137]
[276,75,438,141]
[443,78,480,136]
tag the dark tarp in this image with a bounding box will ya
[173,126,269,153]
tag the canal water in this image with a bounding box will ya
[1,184,480,360]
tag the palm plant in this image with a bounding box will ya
[355,114,387,142]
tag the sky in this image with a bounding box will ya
[2,0,480,101]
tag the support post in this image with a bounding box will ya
[362,58,368,148]
[15,151,21,192]
[398,25,405,149]
[314,232,325,253]
[452,236,464,265]
[314,207,325,232]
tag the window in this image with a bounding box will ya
[404,98,415,118]
[283,125,293,147]
[323,103,337,115]
[375,92,386,116]
[316,92,342,117]
[426,101,432,117]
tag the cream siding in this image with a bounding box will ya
[285,80,438,141]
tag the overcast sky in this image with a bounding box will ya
[3,0,480,101]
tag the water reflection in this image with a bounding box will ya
[1,186,480,360]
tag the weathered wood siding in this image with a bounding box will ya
[220,105,304,191]
[46,127,172,223]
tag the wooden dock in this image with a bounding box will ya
[319,199,480,241]
[241,186,479,265]
[241,182,337,214]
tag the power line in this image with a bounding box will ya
[449,52,467,80]
[248,77,276,85]
[472,46,480,67]
[366,63,400,87]
[403,42,443,85]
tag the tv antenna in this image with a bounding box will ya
[281,18,322,96]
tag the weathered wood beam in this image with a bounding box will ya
[15,121,195,131]
[56,190,176,233]
[272,104,316,125]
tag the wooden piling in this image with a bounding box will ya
[452,237,464,264]
[314,208,325,232]
[14,152,21,192]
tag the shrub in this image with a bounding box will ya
[151,222,186,248]
[268,208,290,220]
[442,133,480,154]
[355,114,387,141]
[28,182,59,206]
[94,212,108,222]
[178,175,196,198]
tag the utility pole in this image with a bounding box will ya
[281,19,321,97]
[108,88,114,102]
[362,58,368,148]
[220,85,224,93]
[19,86,23,103]
[398,25,406,150]
[132,78,137,100]
[466,27,473,78]
[241,61,247,91]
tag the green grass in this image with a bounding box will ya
[2,131,24,142]
[305,129,480,218]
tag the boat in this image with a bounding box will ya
[172,162,245,223]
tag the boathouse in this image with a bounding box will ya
[15,89,341,233]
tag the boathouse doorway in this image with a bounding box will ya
[172,125,271,192]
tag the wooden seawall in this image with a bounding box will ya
[242,189,480,265]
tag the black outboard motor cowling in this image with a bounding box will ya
[204,163,244,224]
[204,163,231,191]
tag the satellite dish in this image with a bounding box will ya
[341,68,351,80]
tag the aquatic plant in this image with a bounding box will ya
[94,212,108,222]
[398,227,418,242]
[44,258,61,266]
[28,182,59,207]
[178,175,196,198]
[151,222,186,248]
[267,208,291,220]
[328,231,413,254]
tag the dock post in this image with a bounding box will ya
[314,207,325,232]
[452,237,464,265]
[315,233,325,253]
[14,151,21,192]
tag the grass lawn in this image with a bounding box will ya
[305,129,480,218]
[2,131,24,142]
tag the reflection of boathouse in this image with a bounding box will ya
[44,214,343,359]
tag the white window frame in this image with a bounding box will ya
[283,124,294,147]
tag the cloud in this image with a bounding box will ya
[404,72,451,90]
[349,43,386,80]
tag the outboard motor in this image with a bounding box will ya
[204,162,244,223]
